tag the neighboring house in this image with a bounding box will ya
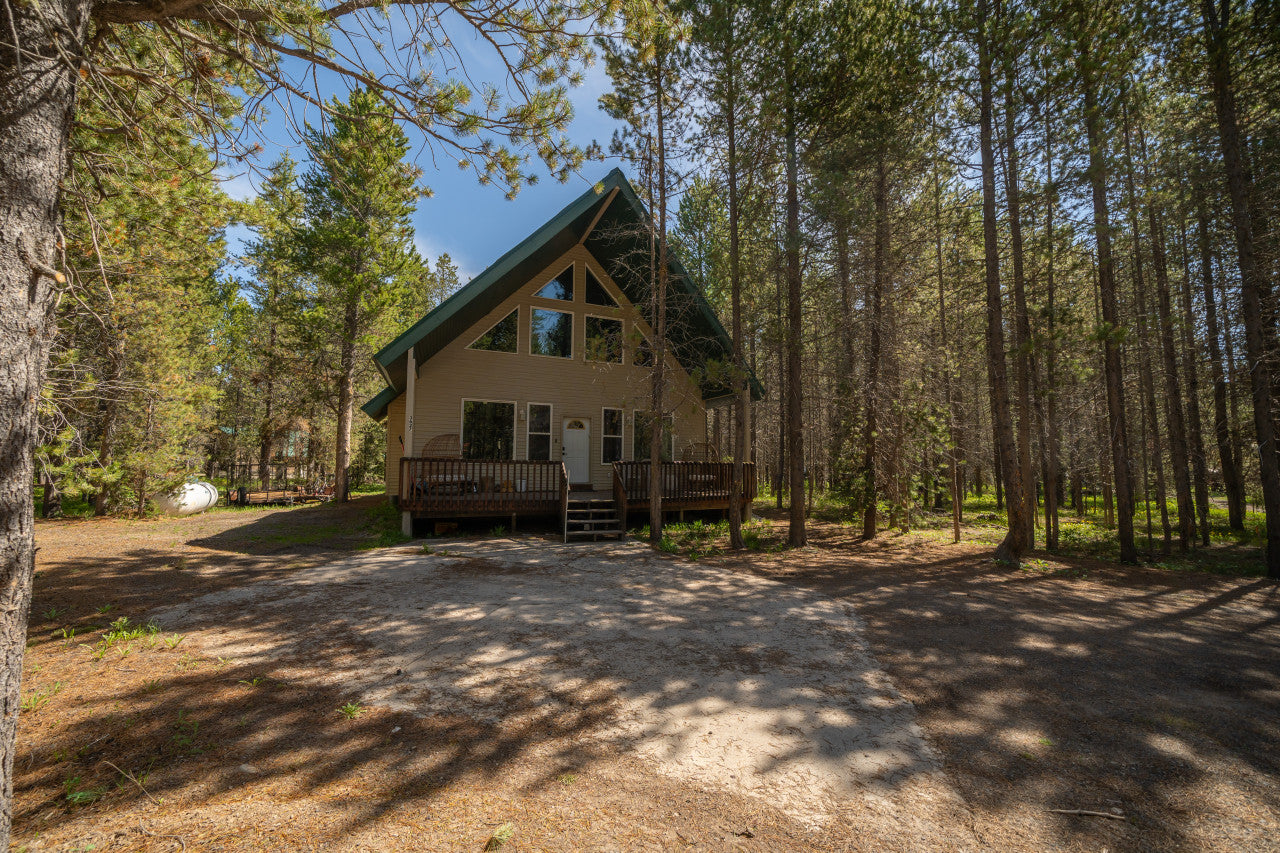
[362,169,762,539]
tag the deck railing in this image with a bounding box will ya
[399,457,567,516]
[612,461,757,509]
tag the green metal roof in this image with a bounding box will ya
[363,168,764,421]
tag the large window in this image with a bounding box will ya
[632,412,673,462]
[585,268,617,307]
[602,408,624,463]
[530,308,573,358]
[468,309,518,353]
[535,264,574,301]
[527,403,552,461]
[461,400,514,460]
[585,316,623,364]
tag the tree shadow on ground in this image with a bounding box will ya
[727,523,1280,852]
[19,517,957,851]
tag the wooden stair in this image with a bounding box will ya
[563,498,624,542]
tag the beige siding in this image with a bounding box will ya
[384,394,406,496]
[382,243,708,492]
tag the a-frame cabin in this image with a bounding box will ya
[362,169,763,540]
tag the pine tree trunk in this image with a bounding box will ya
[334,300,359,503]
[649,51,670,545]
[1196,186,1246,528]
[724,8,746,551]
[1201,0,1280,577]
[1121,106,1170,553]
[1176,205,1212,546]
[259,322,277,490]
[0,1,93,843]
[978,0,1029,562]
[783,46,806,548]
[861,156,888,540]
[1043,114,1062,549]
[934,131,961,543]
[1136,118,1194,550]
[1079,48,1138,563]
[1001,60,1038,547]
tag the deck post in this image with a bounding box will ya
[401,510,413,538]
[403,348,416,457]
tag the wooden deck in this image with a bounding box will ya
[611,461,756,529]
[398,457,755,535]
[399,458,568,519]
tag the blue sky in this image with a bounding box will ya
[220,17,628,284]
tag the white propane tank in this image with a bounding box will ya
[156,481,220,516]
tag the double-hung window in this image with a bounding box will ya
[461,400,515,460]
[602,408,623,463]
[527,404,552,461]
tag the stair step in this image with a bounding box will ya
[565,528,625,540]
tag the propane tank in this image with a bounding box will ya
[156,481,220,516]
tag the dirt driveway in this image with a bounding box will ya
[149,537,965,835]
[16,502,1280,851]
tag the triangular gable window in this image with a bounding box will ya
[468,309,518,352]
[585,268,618,307]
[535,265,574,301]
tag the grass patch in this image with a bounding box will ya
[637,516,784,560]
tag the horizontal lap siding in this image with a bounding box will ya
[383,243,707,492]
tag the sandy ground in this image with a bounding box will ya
[16,501,1280,851]
[149,537,961,832]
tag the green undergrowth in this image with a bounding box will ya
[634,517,784,560]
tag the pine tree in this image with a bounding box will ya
[292,89,426,502]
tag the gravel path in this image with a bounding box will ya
[151,536,956,828]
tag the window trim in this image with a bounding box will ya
[601,406,624,464]
[584,313,624,364]
[466,307,520,354]
[526,402,553,462]
[533,263,575,302]
[584,265,620,308]
[459,397,517,461]
[529,306,574,360]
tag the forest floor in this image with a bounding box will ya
[13,498,1280,851]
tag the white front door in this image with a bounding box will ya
[562,417,590,484]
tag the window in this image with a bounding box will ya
[461,400,514,460]
[602,408,623,463]
[632,412,673,462]
[535,264,574,301]
[530,308,573,358]
[633,331,653,367]
[527,403,552,461]
[585,268,617,307]
[585,316,623,364]
[468,309,518,353]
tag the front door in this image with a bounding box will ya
[562,417,590,484]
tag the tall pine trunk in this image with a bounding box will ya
[1079,45,1138,563]
[724,8,747,550]
[334,299,359,502]
[0,1,93,843]
[1136,117,1194,549]
[1001,58,1038,545]
[783,45,806,547]
[1177,191,1212,545]
[862,156,888,539]
[649,50,671,545]
[1196,183,1246,528]
[1201,0,1280,577]
[978,0,1029,562]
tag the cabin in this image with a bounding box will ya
[362,169,762,540]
